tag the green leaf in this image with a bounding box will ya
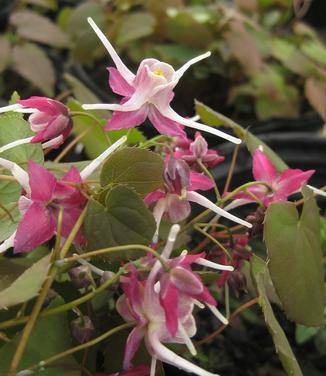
[264,187,325,326]
[0,204,20,242]
[295,325,320,344]
[100,147,164,197]
[12,43,55,96]
[66,2,105,64]
[0,112,44,204]
[270,38,317,77]
[10,10,70,48]
[84,186,156,256]
[251,255,303,376]
[115,12,156,47]
[0,254,50,309]
[195,100,288,171]
[0,297,80,375]
[66,98,145,159]
[301,41,326,66]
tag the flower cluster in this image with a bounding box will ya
[0,15,325,376]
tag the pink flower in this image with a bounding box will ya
[15,160,86,252]
[158,250,233,337]
[0,97,72,151]
[0,137,127,254]
[144,157,252,241]
[232,149,315,206]
[174,132,224,171]
[116,225,223,376]
[82,18,241,145]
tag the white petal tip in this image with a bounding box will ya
[234,138,242,145]
[168,224,180,241]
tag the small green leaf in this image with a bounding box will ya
[84,186,156,256]
[0,297,80,375]
[115,12,156,46]
[100,147,164,197]
[295,325,320,344]
[264,187,325,326]
[0,254,50,309]
[0,112,44,204]
[251,255,303,376]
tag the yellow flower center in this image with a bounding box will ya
[152,69,165,77]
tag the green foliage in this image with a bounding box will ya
[0,112,44,204]
[0,254,50,309]
[264,187,325,326]
[84,186,156,255]
[100,147,164,197]
[0,297,80,375]
[251,255,303,376]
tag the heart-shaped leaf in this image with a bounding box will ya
[100,147,164,197]
[264,187,325,326]
[250,255,303,376]
[84,186,156,256]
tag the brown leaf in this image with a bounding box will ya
[10,10,70,48]
[224,20,263,76]
[0,37,11,73]
[12,43,55,96]
[305,78,326,120]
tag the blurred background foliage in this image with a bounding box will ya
[0,0,325,123]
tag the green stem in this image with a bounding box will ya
[194,224,231,259]
[197,159,221,201]
[60,244,169,271]
[70,111,103,127]
[220,181,270,204]
[26,322,134,373]
[0,268,126,331]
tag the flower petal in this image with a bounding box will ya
[159,275,180,336]
[18,97,67,116]
[123,326,146,371]
[107,67,135,97]
[189,171,214,191]
[14,202,56,252]
[158,105,241,144]
[277,169,315,197]
[148,108,186,138]
[252,149,277,184]
[186,191,252,228]
[28,160,57,202]
[104,106,148,131]
[87,17,135,83]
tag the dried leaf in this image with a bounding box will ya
[305,78,326,120]
[10,10,70,48]
[224,20,263,76]
[12,43,55,96]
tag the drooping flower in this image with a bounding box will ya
[82,18,241,145]
[231,148,315,206]
[174,131,224,171]
[0,97,73,152]
[144,157,252,241]
[0,136,127,254]
[116,225,224,376]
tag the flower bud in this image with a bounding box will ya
[69,265,93,289]
[71,315,95,343]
